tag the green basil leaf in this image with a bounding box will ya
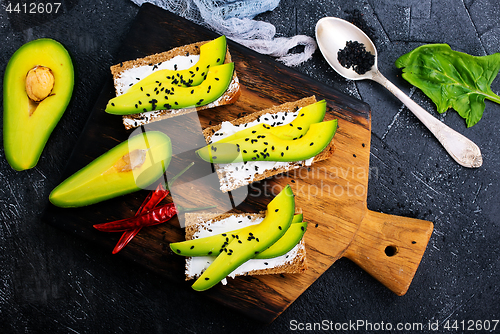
[395,44,500,127]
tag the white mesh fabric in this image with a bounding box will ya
[130,0,316,66]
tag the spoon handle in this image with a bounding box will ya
[371,71,482,168]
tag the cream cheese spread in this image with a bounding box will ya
[115,54,200,96]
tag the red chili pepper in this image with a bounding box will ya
[95,203,179,232]
[95,202,217,232]
[112,183,169,254]
[109,162,194,254]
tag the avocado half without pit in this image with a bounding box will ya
[49,131,172,208]
[3,38,74,171]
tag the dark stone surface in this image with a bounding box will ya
[1,0,499,333]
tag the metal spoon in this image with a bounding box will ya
[315,17,483,168]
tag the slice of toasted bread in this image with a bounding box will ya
[202,96,336,192]
[110,39,241,130]
[183,212,307,281]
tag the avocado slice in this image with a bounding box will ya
[126,36,227,94]
[191,185,295,291]
[213,100,327,144]
[3,38,74,171]
[170,214,304,257]
[254,221,307,259]
[105,62,234,115]
[197,119,338,163]
[50,131,172,208]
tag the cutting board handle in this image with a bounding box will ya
[343,210,433,296]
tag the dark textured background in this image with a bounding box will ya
[0,0,499,333]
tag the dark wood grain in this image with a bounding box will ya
[41,3,415,323]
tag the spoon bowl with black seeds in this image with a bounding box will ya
[315,17,482,168]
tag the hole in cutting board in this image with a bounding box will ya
[384,245,398,257]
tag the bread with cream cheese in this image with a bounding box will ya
[110,39,241,130]
[183,212,307,281]
[202,96,336,192]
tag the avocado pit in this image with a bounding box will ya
[114,149,148,172]
[26,65,55,102]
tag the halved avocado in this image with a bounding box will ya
[191,185,295,291]
[214,100,327,144]
[105,62,234,115]
[3,38,74,171]
[126,35,227,94]
[197,119,338,163]
[170,213,304,257]
[49,131,172,208]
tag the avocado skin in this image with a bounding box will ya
[49,131,172,208]
[3,38,74,171]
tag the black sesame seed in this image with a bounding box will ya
[337,40,375,74]
[278,226,282,230]
[310,142,314,146]
[205,277,210,280]
[275,209,279,212]
[190,245,195,249]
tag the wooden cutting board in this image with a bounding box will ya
[43,3,433,323]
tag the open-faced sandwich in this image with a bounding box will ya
[106,35,241,129]
[170,185,307,291]
[196,96,338,192]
